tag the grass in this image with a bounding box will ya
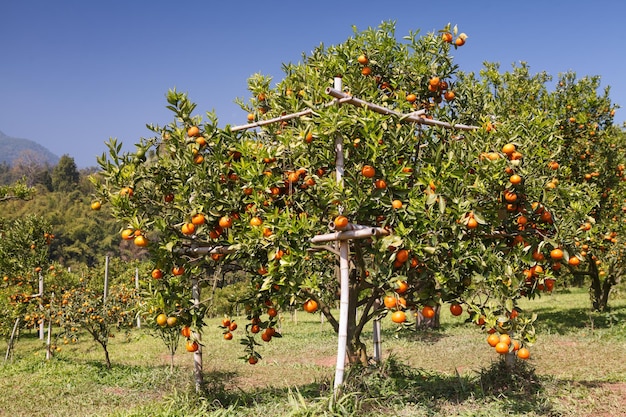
[2,286,626,416]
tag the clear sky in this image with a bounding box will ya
[1,1,625,168]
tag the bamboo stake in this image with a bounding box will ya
[135,268,141,328]
[191,277,204,392]
[38,272,44,340]
[325,88,479,131]
[5,317,20,363]
[103,256,109,304]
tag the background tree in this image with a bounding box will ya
[51,154,80,192]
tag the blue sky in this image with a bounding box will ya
[1,1,625,168]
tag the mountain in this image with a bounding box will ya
[0,130,59,166]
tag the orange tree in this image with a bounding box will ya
[93,22,594,378]
[0,215,54,342]
[549,73,623,311]
[53,272,140,369]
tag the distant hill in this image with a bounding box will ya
[0,130,59,166]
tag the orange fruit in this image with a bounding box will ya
[450,303,463,316]
[429,76,440,88]
[267,307,278,318]
[454,37,465,46]
[121,229,134,240]
[374,179,387,189]
[120,187,134,197]
[361,67,372,76]
[422,305,436,319]
[467,218,479,229]
[250,216,263,227]
[517,347,530,360]
[568,256,581,266]
[383,295,397,309]
[248,356,258,365]
[499,333,511,346]
[487,333,500,347]
[392,200,403,209]
[334,215,349,230]
[191,213,206,226]
[391,310,406,323]
[186,340,199,352]
[395,280,409,294]
[133,235,148,247]
[443,90,455,101]
[406,93,417,103]
[247,113,255,122]
[90,201,101,211]
[442,32,453,43]
[166,316,178,327]
[151,269,163,279]
[396,249,409,264]
[187,126,200,137]
[181,223,196,236]
[495,342,509,354]
[550,248,564,260]
[303,299,318,313]
[361,165,376,178]
[218,216,233,229]
[156,313,168,327]
[172,265,185,276]
[223,332,233,340]
[502,143,516,155]
[181,326,192,338]
[357,54,369,65]
[509,174,522,185]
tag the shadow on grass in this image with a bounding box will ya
[198,356,556,416]
[530,303,626,334]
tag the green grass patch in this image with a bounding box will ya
[2,285,625,416]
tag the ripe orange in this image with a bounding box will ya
[156,313,168,327]
[250,216,263,227]
[396,249,409,264]
[357,54,369,65]
[121,229,134,240]
[568,256,581,266]
[181,223,196,236]
[442,32,453,43]
[517,347,530,360]
[191,213,206,226]
[186,340,199,352]
[303,299,318,313]
[406,93,417,103]
[395,280,409,294]
[509,174,522,185]
[223,332,233,340]
[120,187,134,197]
[218,216,233,229]
[550,248,564,260]
[495,342,509,354]
[499,333,511,346]
[487,333,500,347]
[248,356,259,365]
[247,113,255,122]
[450,303,463,316]
[151,269,163,279]
[91,201,101,211]
[361,67,372,76]
[391,310,406,323]
[187,126,200,137]
[422,305,436,319]
[454,37,466,47]
[172,265,185,276]
[443,90,455,101]
[181,326,192,338]
[429,76,440,88]
[133,235,148,247]
[392,200,403,209]
[383,295,397,309]
[166,316,178,327]
[193,154,204,164]
[267,307,278,318]
[361,165,376,178]
[502,143,516,155]
[467,218,478,229]
[374,179,387,189]
[261,329,273,342]
[334,215,349,230]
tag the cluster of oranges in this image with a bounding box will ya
[487,332,530,360]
